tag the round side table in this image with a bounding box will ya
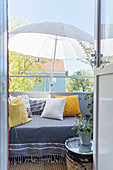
[65,137,93,170]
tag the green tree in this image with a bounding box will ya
[9,17,44,91]
[65,41,94,93]
[78,40,94,69]
[66,69,94,92]
[9,51,45,91]
[9,16,29,32]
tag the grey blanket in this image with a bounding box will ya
[9,115,78,163]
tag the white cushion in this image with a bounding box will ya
[40,97,66,120]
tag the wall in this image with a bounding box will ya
[34,72,66,92]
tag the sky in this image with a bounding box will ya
[8,0,94,36]
[8,0,94,73]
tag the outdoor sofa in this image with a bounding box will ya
[9,91,92,169]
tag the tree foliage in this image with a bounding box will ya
[9,51,44,91]
[9,17,44,91]
[9,16,29,32]
[66,69,94,92]
[66,40,94,93]
[78,40,94,69]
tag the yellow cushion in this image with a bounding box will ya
[9,96,32,130]
[55,95,82,117]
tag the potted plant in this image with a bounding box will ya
[72,117,93,145]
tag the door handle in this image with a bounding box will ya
[90,52,97,66]
[91,52,105,66]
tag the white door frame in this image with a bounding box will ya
[0,0,8,170]
[93,64,113,170]
[93,0,113,169]
[93,0,101,167]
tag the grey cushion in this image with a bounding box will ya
[29,99,46,115]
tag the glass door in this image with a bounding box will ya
[94,0,113,170]
[0,0,8,170]
[101,0,113,65]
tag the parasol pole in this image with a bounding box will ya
[49,36,57,96]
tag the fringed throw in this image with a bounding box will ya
[9,155,66,165]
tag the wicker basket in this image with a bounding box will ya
[9,162,67,170]
[66,154,93,170]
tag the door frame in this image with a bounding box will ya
[93,0,101,169]
[93,0,113,169]
[0,0,8,170]
[94,65,113,170]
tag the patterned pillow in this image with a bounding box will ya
[29,99,46,115]
[21,95,32,117]
[9,95,32,118]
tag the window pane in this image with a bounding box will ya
[101,0,113,65]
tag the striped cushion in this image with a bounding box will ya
[30,99,46,115]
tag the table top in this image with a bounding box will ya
[65,137,93,155]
